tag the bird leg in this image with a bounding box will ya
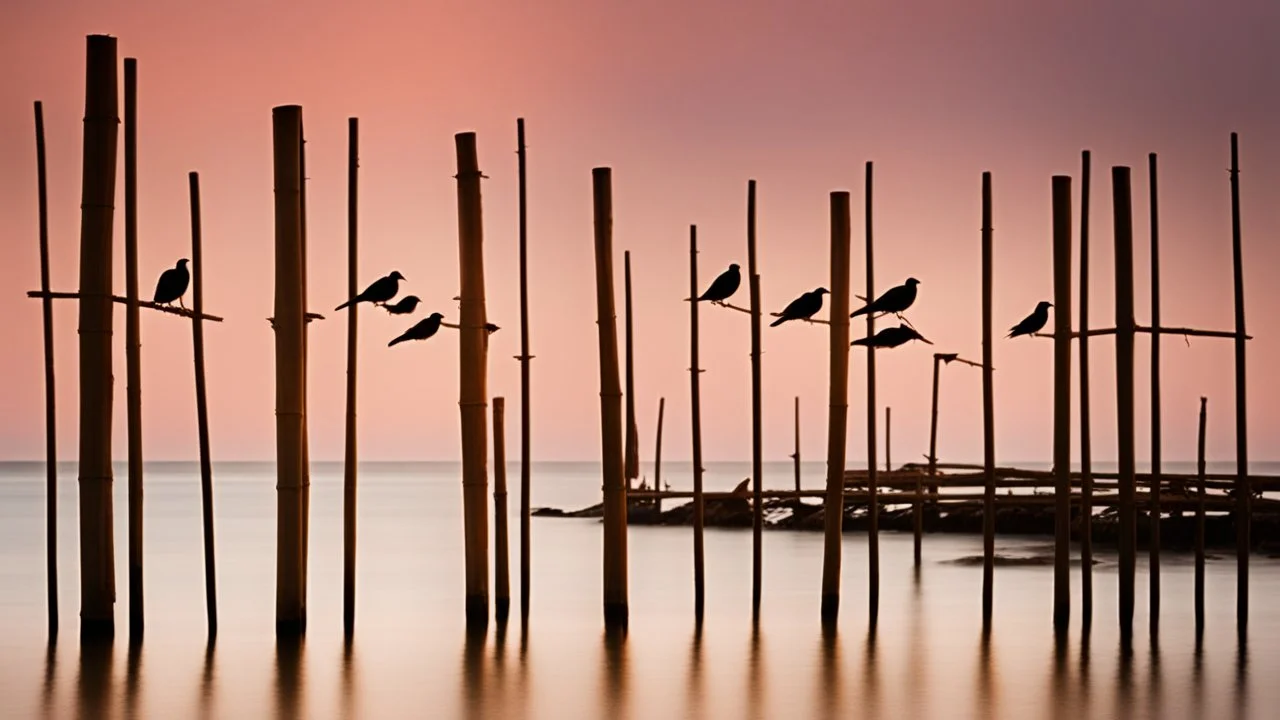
[180,297,187,310]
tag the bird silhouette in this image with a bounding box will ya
[770,288,829,326]
[152,259,191,308]
[388,312,444,347]
[697,263,741,302]
[383,295,421,315]
[852,277,919,317]
[336,271,405,311]
[852,323,933,348]
[1007,301,1052,338]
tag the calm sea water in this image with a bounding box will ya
[2,460,1278,719]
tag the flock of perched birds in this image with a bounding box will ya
[146,258,1054,349]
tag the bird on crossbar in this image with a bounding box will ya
[336,271,405,311]
[153,259,190,309]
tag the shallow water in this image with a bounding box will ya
[1,461,1277,719]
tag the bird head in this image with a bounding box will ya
[177,258,190,268]
[390,271,406,281]
[401,295,421,307]
[429,312,444,321]
[905,277,920,286]
[815,287,830,295]
[1038,301,1053,311]
[729,263,740,272]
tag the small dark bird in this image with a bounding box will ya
[383,295,421,315]
[852,323,933,348]
[152,259,191,308]
[697,263,741,302]
[852,277,919,317]
[1007,301,1052,338]
[335,271,405,311]
[388,312,444,347]
[770,288,829,327]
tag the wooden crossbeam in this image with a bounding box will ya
[1034,325,1251,340]
[28,290,224,322]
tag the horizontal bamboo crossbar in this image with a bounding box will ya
[1033,325,1252,340]
[626,488,1278,508]
[28,290,224,322]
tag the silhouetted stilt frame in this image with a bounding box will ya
[820,191,852,626]
[515,118,533,624]
[494,397,511,624]
[1052,174,1072,633]
[1229,132,1249,637]
[863,162,880,627]
[748,179,763,620]
[33,99,58,638]
[1079,150,1094,630]
[1148,152,1162,634]
[981,171,995,629]
[343,117,359,636]
[689,225,706,623]
[1113,165,1137,640]
[124,56,145,638]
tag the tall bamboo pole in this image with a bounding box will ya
[654,398,665,513]
[593,167,628,628]
[689,225,706,622]
[1051,175,1072,633]
[748,179,763,620]
[981,171,995,629]
[343,117,359,636]
[922,355,940,566]
[793,397,801,493]
[123,57,144,638]
[820,191,852,626]
[1229,132,1249,636]
[1195,397,1207,635]
[78,34,120,638]
[34,100,58,637]
[456,133,491,629]
[494,397,511,624]
[864,163,879,626]
[1113,166,1137,640]
[624,252,639,491]
[297,120,311,626]
[1079,150,1094,629]
[190,172,218,636]
[272,105,306,636]
[1148,153,1162,633]
[516,117,533,624]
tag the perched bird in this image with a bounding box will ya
[697,263,741,302]
[1007,301,1053,338]
[770,288,829,326]
[383,295,421,315]
[335,271,405,311]
[852,323,933,348]
[388,312,444,347]
[153,259,191,308]
[852,277,919,317]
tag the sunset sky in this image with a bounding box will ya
[0,0,1276,465]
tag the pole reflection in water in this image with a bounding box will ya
[75,637,113,719]
[746,624,765,720]
[976,628,998,719]
[199,639,215,720]
[273,636,305,720]
[686,624,704,719]
[816,625,842,720]
[600,627,629,720]
[125,638,143,717]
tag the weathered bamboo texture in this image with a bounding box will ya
[689,225,706,622]
[820,191,852,625]
[654,398,665,513]
[624,251,639,490]
[864,162,879,626]
[343,117,359,636]
[1195,397,1207,635]
[981,171,995,628]
[273,105,306,635]
[516,117,533,623]
[456,133,491,629]
[34,100,58,637]
[748,179,763,619]
[78,34,120,638]
[1051,175,1072,632]
[494,397,511,623]
[1079,150,1094,628]
[593,167,628,627]
[1113,165,1137,639]
[1229,133,1249,636]
[123,57,144,638]
[1148,152,1162,633]
[188,172,218,636]
[793,397,801,493]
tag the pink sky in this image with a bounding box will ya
[0,0,1277,464]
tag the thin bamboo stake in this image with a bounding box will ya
[981,171,995,629]
[1113,165,1137,640]
[1148,153,1162,634]
[624,252,639,490]
[1229,132,1249,636]
[494,397,511,624]
[864,163,880,626]
[1079,150,1094,630]
[748,179,763,620]
[456,133,491,629]
[922,354,940,566]
[654,398,665,513]
[885,407,891,473]
[298,120,311,627]
[1052,175,1072,632]
[820,191,852,626]
[190,172,218,636]
[515,117,533,624]
[593,167,628,628]
[124,57,144,638]
[343,117,359,636]
[1195,397,1207,636]
[78,34,120,638]
[793,397,801,493]
[689,225,706,622]
[34,100,58,638]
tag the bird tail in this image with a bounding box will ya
[388,334,408,347]
[769,316,787,327]
[850,306,869,318]
[335,299,353,311]
[851,337,870,346]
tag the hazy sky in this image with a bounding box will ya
[1,0,1277,464]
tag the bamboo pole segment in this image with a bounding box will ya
[654,398,665,513]
[793,397,801,493]
[885,407,892,472]
[1113,166,1137,640]
[1079,150,1094,629]
[593,167,628,628]
[298,121,311,626]
[456,133,491,629]
[343,117,359,636]
[77,34,120,638]
[1148,153,1162,633]
[516,117,533,624]
[748,179,763,620]
[34,100,58,638]
[689,225,706,622]
[189,172,218,636]
[864,163,879,626]
[1051,175,1072,633]
[272,105,306,636]
[1195,397,1207,636]
[624,252,639,491]
[922,355,940,566]
[820,191,852,626]
[494,397,511,624]
[981,171,995,629]
[1229,133,1249,636]
[123,57,145,638]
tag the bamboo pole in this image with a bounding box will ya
[1148,153,1162,633]
[864,163,879,626]
[77,34,120,638]
[981,171,995,628]
[34,100,58,638]
[689,225,706,622]
[516,117,532,624]
[1229,132,1249,636]
[1079,150,1094,629]
[1052,175,1072,632]
[272,105,306,636]
[593,167,628,628]
[1113,165,1137,639]
[456,133,491,629]
[922,355,939,566]
[297,120,311,627]
[820,191,852,626]
[189,172,218,636]
[624,252,639,491]
[123,57,144,638]
[793,397,801,493]
[343,117,359,636]
[654,398,665,513]
[1195,397,1207,636]
[494,397,511,624]
[748,179,763,620]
